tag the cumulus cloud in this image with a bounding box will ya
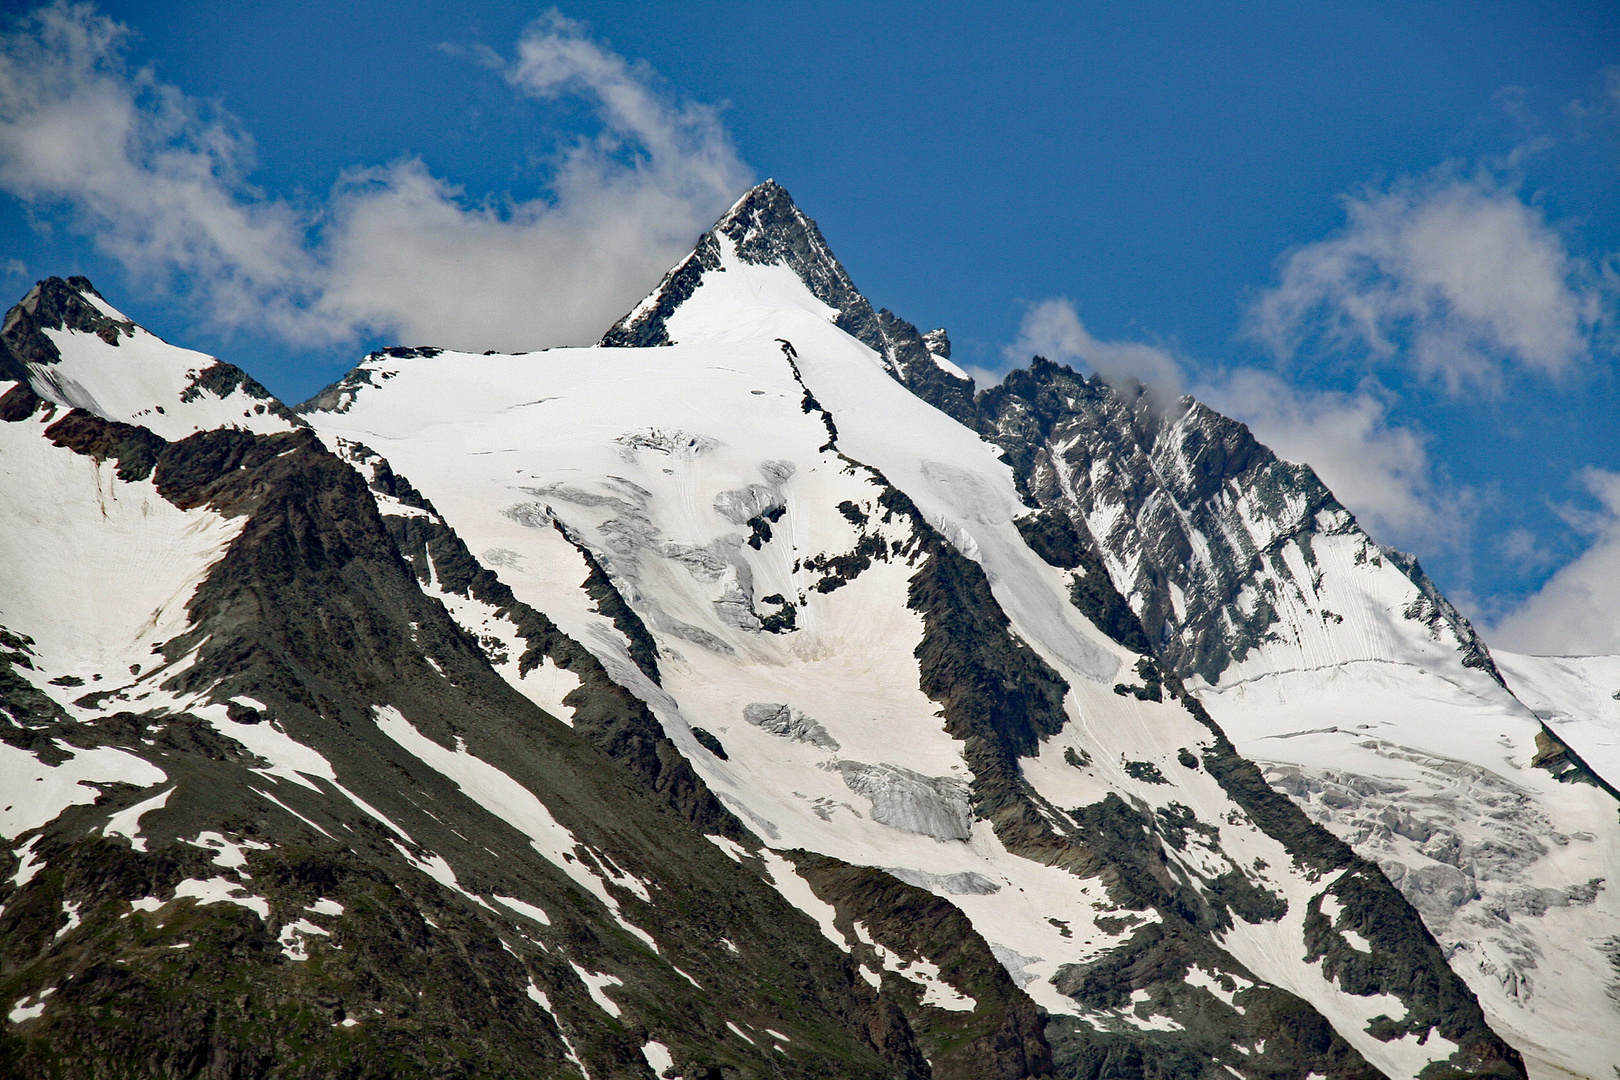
[0,3,751,349]
[1199,368,1465,552]
[1003,297,1184,396]
[0,2,319,334]
[1490,469,1620,655]
[1248,169,1608,394]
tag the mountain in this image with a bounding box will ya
[964,360,1620,1079]
[1,182,1615,1079]
[0,275,302,439]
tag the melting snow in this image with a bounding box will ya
[8,987,54,1023]
[53,900,81,940]
[278,918,331,961]
[0,741,167,841]
[569,963,623,1018]
[641,1040,673,1077]
[103,786,174,852]
[493,894,551,926]
[9,836,45,888]
[852,920,975,1011]
[373,706,655,944]
[173,877,269,920]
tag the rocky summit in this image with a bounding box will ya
[1,181,1616,1080]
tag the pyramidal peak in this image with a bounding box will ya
[603,179,980,424]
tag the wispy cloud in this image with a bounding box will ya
[1003,297,1184,396]
[0,3,751,349]
[0,2,319,332]
[1490,468,1620,654]
[1247,167,1610,394]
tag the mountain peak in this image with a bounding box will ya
[1,276,135,382]
[0,276,303,438]
[600,180,980,423]
[599,178,850,350]
[1,276,137,386]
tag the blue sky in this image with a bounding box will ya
[0,1,1616,652]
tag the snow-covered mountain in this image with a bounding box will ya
[0,275,302,440]
[3,181,1617,1079]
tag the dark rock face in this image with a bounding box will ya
[0,410,942,1080]
[788,851,1052,1080]
[1048,919,1384,1080]
[973,358,1499,687]
[44,406,167,482]
[1013,509,1152,654]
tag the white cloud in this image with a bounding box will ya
[1199,368,1464,553]
[0,3,751,350]
[1490,469,1620,655]
[1003,297,1184,396]
[0,2,319,334]
[1248,169,1608,394]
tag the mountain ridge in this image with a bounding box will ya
[1,178,1615,1078]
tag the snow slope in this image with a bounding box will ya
[1203,662,1620,1080]
[0,385,245,712]
[1498,652,1620,792]
[3,278,300,441]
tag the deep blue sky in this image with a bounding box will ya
[1,1,1616,645]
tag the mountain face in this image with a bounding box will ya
[958,364,1620,1079]
[1,183,1615,1080]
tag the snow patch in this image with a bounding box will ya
[173,877,269,920]
[9,987,53,1023]
[278,918,331,961]
[641,1040,674,1077]
[103,786,174,852]
[0,741,166,841]
[53,900,80,940]
[852,920,976,1011]
[569,963,623,1018]
[493,894,551,926]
